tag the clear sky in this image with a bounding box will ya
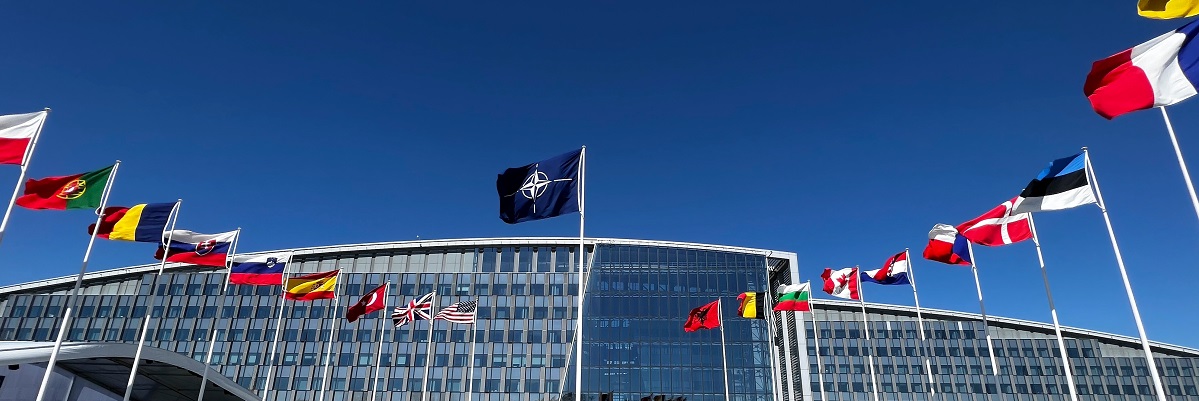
[2,2,1197,348]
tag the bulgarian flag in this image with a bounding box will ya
[15,165,114,210]
[773,282,811,312]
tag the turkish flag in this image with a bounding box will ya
[347,283,388,322]
[683,300,721,332]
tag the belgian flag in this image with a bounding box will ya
[736,292,765,319]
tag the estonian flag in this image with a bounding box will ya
[1011,153,1097,214]
[496,149,582,224]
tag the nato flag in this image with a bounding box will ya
[497,149,582,224]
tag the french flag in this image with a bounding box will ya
[156,230,236,268]
[922,224,971,266]
[1085,20,1199,119]
[230,253,291,286]
[862,251,910,286]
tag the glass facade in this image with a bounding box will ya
[0,239,787,401]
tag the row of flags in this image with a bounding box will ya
[277,270,481,327]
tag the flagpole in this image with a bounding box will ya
[718,299,731,401]
[1159,107,1199,226]
[1025,217,1079,401]
[197,228,239,401]
[904,249,938,399]
[1083,147,1168,401]
[122,200,181,401]
[318,271,343,401]
[466,313,477,401]
[807,299,828,401]
[34,159,119,401]
[0,108,48,249]
[761,273,783,401]
[369,281,390,401]
[575,145,586,401]
[855,267,880,401]
[422,291,438,401]
[965,243,999,376]
[262,255,290,401]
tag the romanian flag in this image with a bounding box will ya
[736,292,766,319]
[16,165,113,210]
[285,270,339,301]
[88,203,176,242]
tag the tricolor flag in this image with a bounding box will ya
[683,300,721,332]
[862,251,911,286]
[284,270,339,301]
[773,283,811,312]
[496,149,582,224]
[1010,153,1097,214]
[1139,0,1199,19]
[821,267,860,300]
[347,283,388,323]
[230,253,290,285]
[1084,19,1199,119]
[88,203,176,243]
[392,292,434,327]
[957,197,1031,246]
[433,300,478,324]
[16,165,114,210]
[155,230,237,267]
[922,224,971,266]
[735,292,766,319]
[0,111,46,165]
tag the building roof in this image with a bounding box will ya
[0,341,258,401]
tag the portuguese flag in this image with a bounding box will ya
[15,165,114,210]
[774,282,811,312]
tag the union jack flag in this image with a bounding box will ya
[391,292,434,327]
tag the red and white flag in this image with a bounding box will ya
[347,283,387,322]
[957,197,1032,246]
[0,111,46,165]
[821,267,860,300]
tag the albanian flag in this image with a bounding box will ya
[683,300,721,332]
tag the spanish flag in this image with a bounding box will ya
[736,292,766,319]
[1139,0,1199,19]
[88,203,176,242]
[285,270,339,301]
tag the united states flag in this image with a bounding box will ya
[433,300,478,324]
[391,292,434,327]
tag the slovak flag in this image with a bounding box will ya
[821,267,860,300]
[1084,19,1199,119]
[155,230,237,267]
[862,251,910,286]
[957,197,1032,247]
[922,224,971,266]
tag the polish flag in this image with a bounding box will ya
[957,197,1032,246]
[0,111,47,165]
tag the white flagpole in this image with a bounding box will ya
[1083,148,1168,401]
[761,282,783,401]
[318,271,342,398]
[1026,217,1079,401]
[466,312,477,401]
[0,108,49,249]
[855,268,880,401]
[122,200,182,401]
[807,298,828,401]
[34,159,119,401]
[965,243,999,376]
[422,292,438,401]
[575,145,586,401]
[369,282,390,401]
[1159,107,1199,225]
[262,255,290,401]
[197,228,240,401]
[904,249,939,399]
[718,299,731,401]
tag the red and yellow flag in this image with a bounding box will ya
[285,270,339,301]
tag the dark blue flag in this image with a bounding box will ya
[497,149,582,224]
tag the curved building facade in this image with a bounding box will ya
[0,237,1195,401]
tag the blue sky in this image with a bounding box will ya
[3,2,1198,348]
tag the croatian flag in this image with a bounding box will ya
[862,251,910,286]
[230,253,291,286]
[957,197,1032,247]
[1084,19,1199,119]
[922,224,971,266]
[156,230,236,267]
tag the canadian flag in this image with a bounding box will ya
[957,197,1032,246]
[821,267,860,300]
[0,111,46,165]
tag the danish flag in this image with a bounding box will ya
[957,197,1032,246]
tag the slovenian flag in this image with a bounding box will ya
[1084,19,1199,119]
[156,230,237,267]
[862,251,911,285]
[230,252,291,286]
[1010,153,1097,215]
[922,224,971,266]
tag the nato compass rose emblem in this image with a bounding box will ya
[194,240,217,256]
[56,179,86,200]
[517,164,573,212]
